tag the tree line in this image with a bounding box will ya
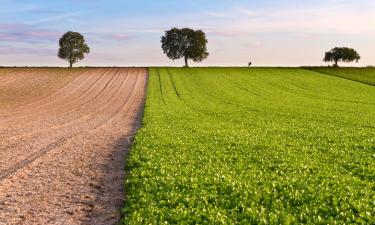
[58,29,361,68]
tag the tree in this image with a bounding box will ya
[323,47,360,67]
[58,31,90,68]
[161,28,209,67]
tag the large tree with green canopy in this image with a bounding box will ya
[58,31,90,68]
[161,28,209,67]
[323,47,360,67]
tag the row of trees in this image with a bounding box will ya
[58,30,361,68]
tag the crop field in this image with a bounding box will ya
[0,68,147,224]
[306,67,375,86]
[123,68,375,224]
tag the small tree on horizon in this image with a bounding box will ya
[323,47,360,67]
[161,28,209,67]
[58,31,90,68]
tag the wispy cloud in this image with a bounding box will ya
[0,0,374,66]
[28,12,81,25]
[0,4,39,13]
[87,32,134,42]
[0,45,55,56]
[0,23,60,43]
[203,3,375,37]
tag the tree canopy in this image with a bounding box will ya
[161,28,209,67]
[323,47,360,67]
[58,31,90,68]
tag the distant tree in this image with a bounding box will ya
[58,31,90,68]
[323,47,360,67]
[161,28,209,67]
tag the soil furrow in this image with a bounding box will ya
[0,68,147,225]
[0,69,138,181]
[0,69,133,171]
[0,69,126,141]
[0,69,102,117]
[0,69,82,111]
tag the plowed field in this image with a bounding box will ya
[0,68,147,225]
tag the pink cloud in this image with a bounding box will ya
[0,23,60,43]
[0,46,55,56]
[86,33,134,43]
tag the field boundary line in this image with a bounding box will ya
[0,69,143,182]
[303,68,375,87]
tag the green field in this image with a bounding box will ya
[122,68,375,224]
[306,67,375,86]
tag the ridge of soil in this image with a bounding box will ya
[0,68,147,225]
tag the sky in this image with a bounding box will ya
[0,0,374,67]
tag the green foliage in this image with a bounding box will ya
[58,31,90,68]
[161,28,209,67]
[122,68,375,224]
[323,47,360,67]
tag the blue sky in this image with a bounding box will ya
[0,0,374,66]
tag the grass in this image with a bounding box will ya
[305,67,375,86]
[122,68,375,224]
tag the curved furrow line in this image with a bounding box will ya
[0,69,81,114]
[0,69,108,119]
[0,69,111,123]
[0,69,123,139]
[0,69,132,161]
[117,69,146,124]
[0,69,126,150]
[81,68,143,135]
[2,69,88,111]
[0,69,68,111]
[0,68,140,181]
[0,69,100,117]
[21,69,111,113]
[0,69,62,94]
[0,73,75,110]
[91,69,145,142]
[0,69,20,82]
[0,68,147,225]
[40,68,132,131]
[0,68,14,78]
[0,68,34,84]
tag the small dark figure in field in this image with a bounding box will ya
[248,61,252,67]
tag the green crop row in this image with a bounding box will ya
[122,68,375,224]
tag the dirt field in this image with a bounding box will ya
[0,68,147,225]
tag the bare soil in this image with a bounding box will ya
[0,68,147,225]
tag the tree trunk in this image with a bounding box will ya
[334,59,338,68]
[69,56,73,68]
[184,56,189,68]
